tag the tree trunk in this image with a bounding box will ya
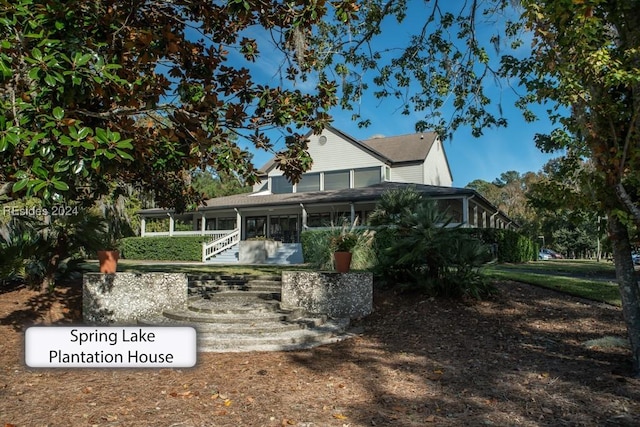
[608,213,640,377]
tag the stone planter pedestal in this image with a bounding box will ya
[83,273,188,324]
[281,271,373,319]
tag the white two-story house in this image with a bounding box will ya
[138,125,515,263]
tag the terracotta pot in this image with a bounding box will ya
[97,250,119,274]
[334,251,352,273]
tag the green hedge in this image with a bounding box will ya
[120,236,210,261]
[458,229,537,263]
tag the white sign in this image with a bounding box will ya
[25,326,197,368]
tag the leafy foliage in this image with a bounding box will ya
[300,228,375,271]
[0,0,356,211]
[0,214,105,291]
[368,187,493,299]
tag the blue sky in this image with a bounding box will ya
[234,2,563,187]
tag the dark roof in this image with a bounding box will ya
[141,182,484,214]
[361,132,438,164]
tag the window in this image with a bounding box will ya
[324,170,350,190]
[296,173,320,193]
[271,176,293,194]
[307,213,331,227]
[354,167,381,188]
[245,216,266,239]
[217,217,236,230]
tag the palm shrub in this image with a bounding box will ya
[369,187,492,298]
[374,198,454,290]
[436,232,495,299]
[0,213,106,292]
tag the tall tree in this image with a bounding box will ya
[0,0,355,211]
[499,1,640,375]
[311,0,640,375]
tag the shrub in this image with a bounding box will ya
[459,228,537,263]
[120,236,210,261]
[366,188,496,299]
[1,214,105,291]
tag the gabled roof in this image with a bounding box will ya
[257,125,441,174]
[360,131,439,164]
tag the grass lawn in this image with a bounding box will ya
[484,259,622,306]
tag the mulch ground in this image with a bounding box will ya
[1,279,639,427]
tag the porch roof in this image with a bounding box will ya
[140,182,494,214]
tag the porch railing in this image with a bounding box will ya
[202,229,240,262]
[144,230,223,237]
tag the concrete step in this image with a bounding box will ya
[196,319,351,352]
[188,275,282,298]
[190,281,282,292]
[142,271,352,352]
[139,316,317,334]
[186,297,283,313]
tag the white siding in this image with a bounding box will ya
[423,139,452,187]
[389,164,424,184]
[269,127,385,178]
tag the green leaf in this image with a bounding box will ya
[53,106,64,120]
[53,160,69,172]
[75,53,92,66]
[77,127,91,139]
[32,180,47,193]
[28,67,40,80]
[44,73,56,86]
[116,149,134,160]
[52,180,69,191]
[91,157,101,170]
[32,47,43,60]
[12,179,29,192]
[95,127,108,143]
[116,139,133,149]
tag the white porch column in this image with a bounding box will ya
[490,212,498,228]
[140,216,146,237]
[350,202,356,225]
[200,213,206,235]
[300,203,308,229]
[462,197,469,228]
[473,205,478,228]
[168,213,174,236]
[235,208,242,238]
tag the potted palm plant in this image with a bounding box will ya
[330,232,359,273]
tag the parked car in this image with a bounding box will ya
[538,250,552,260]
[632,252,640,265]
[539,248,563,260]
